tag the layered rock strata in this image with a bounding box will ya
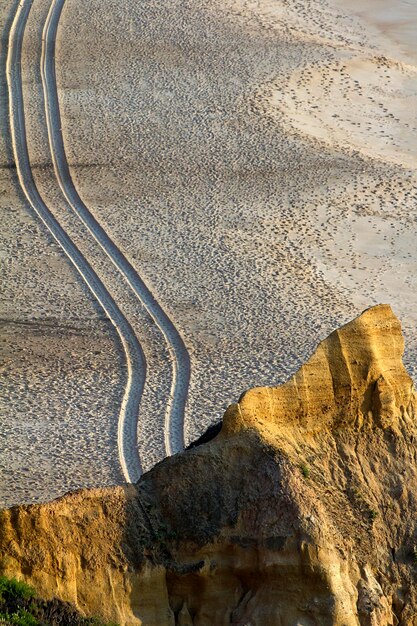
[1,305,417,625]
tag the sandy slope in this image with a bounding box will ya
[57,1,417,424]
[1,4,125,505]
[1,0,417,505]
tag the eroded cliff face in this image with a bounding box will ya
[1,305,417,626]
[222,304,414,438]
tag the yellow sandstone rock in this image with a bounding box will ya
[1,305,416,625]
[222,304,414,441]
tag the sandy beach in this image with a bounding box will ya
[1,0,416,506]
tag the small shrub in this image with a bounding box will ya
[0,576,118,626]
[0,578,35,603]
[369,509,378,521]
[300,464,310,479]
[9,609,39,625]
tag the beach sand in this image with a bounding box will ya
[1,0,416,505]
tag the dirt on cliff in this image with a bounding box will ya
[1,304,417,626]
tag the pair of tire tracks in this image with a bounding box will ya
[6,0,190,482]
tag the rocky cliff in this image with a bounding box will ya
[1,304,417,625]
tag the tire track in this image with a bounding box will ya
[41,0,191,456]
[6,0,145,483]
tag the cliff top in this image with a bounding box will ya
[222,304,415,444]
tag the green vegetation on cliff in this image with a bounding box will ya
[0,577,117,626]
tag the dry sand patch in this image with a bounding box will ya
[265,56,417,168]
[2,0,417,505]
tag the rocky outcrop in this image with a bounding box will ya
[1,304,417,625]
[222,303,414,439]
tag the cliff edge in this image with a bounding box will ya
[1,304,417,625]
[222,303,414,439]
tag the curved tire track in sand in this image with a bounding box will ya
[42,0,191,456]
[6,0,145,483]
